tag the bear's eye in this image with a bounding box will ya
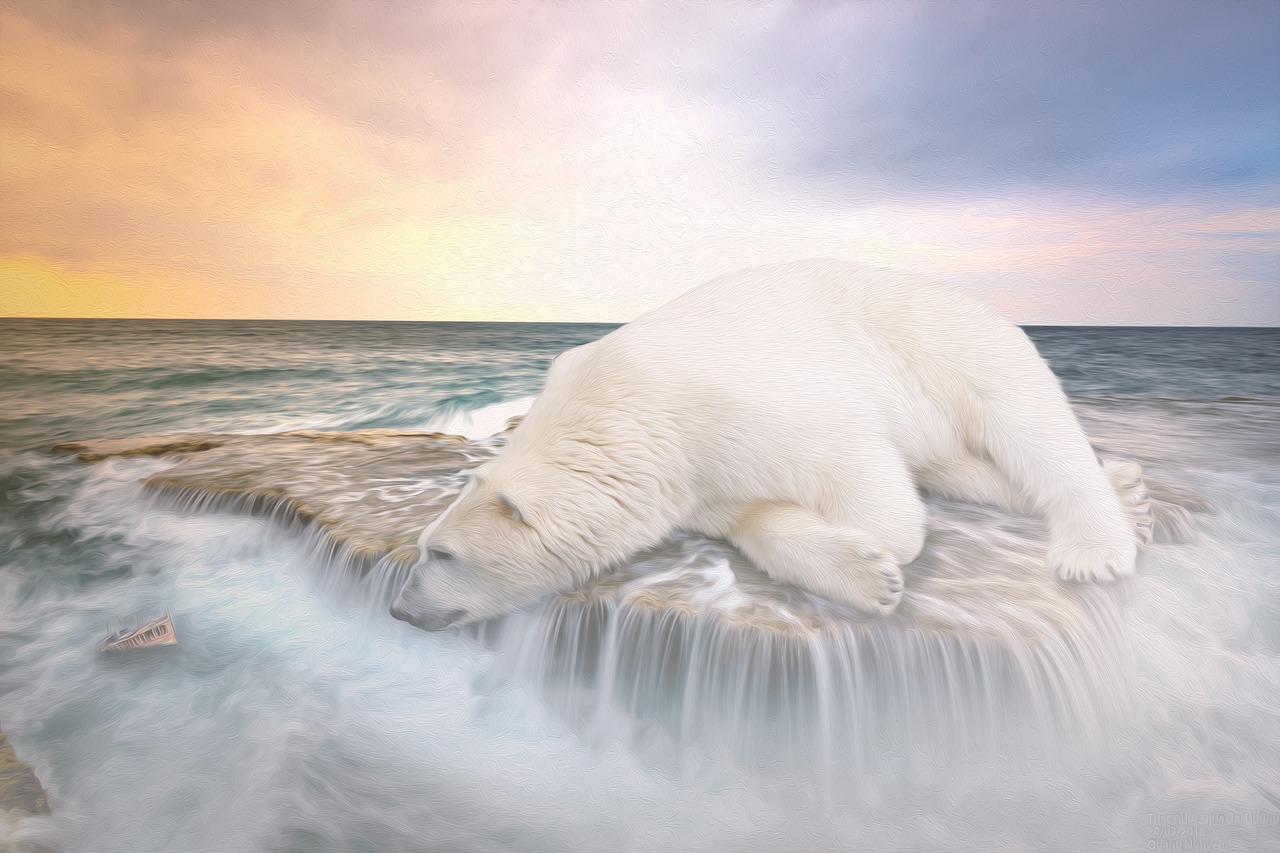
[496,492,525,524]
[427,546,455,562]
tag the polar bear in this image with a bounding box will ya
[390,259,1142,631]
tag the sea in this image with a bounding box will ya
[1,318,1278,852]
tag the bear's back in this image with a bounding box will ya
[594,259,1064,470]
[615,259,1043,400]
[525,259,1068,494]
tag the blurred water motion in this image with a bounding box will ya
[1,320,1278,852]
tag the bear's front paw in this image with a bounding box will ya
[1048,539,1137,584]
[831,536,904,617]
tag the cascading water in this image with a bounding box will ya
[49,426,1165,784]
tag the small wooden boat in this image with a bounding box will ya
[97,610,178,653]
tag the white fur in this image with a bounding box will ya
[391,259,1141,628]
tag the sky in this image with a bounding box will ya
[1,0,1277,324]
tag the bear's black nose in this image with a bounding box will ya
[389,599,465,632]
[388,597,413,624]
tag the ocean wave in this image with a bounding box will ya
[246,395,535,439]
[414,396,536,439]
[1073,394,1280,406]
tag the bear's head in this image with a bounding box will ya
[387,459,582,630]
[389,448,682,630]
[390,340,692,630]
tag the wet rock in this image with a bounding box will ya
[49,428,1182,644]
[55,429,496,574]
[53,428,1191,757]
[0,730,49,816]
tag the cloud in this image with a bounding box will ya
[0,0,1276,322]
[682,0,1280,202]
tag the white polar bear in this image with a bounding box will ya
[390,259,1142,631]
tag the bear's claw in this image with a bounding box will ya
[1049,540,1137,584]
[847,545,904,616]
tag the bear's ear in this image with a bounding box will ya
[495,491,528,526]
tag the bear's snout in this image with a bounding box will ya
[390,573,468,630]
[389,594,466,631]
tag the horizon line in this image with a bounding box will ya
[1,316,1277,330]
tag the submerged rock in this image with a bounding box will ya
[55,429,498,573]
[0,730,49,816]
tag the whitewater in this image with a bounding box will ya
[1,319,1278,852]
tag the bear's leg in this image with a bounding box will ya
[976,386,1137,582]
[919,454,1032,515]
[727,503,913,617]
